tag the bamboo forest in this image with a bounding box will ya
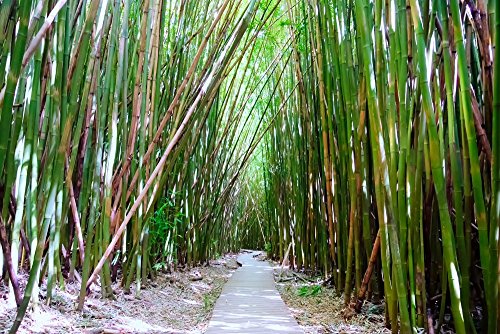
[0,0,498,333]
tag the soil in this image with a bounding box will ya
[273,266,390,334]
[2,253,392,334]
[0,254,239,334]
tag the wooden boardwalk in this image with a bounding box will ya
[205,252,303,334]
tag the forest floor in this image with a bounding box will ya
[0,254,239,334]
[273,265,390,334]
[2,252,391,334]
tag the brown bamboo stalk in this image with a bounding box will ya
[0,217,22,306]
[355,230,380,312]
[87,87,205,289]
[110,0,232,194]
[68,180,85,264]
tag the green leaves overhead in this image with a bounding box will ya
[0,1,498,334]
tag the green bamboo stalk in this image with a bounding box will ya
[436,2,472,330]
[491,0,499,330]
[408,1,465,332]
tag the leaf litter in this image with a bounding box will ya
[0,254,239,334]
[273,267,390,334]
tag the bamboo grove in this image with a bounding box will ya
[258,0,500,333]
[0,0,498,333]
[0,0,289,331]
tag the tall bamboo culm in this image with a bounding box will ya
[0,1,498,333]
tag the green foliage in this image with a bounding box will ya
[203,294,217,311]
[152,262,167,272]
[148,192,184,265]
[278,19,291,27]
[203,295,210,310]
[296,285,321,297]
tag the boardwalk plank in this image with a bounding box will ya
[205,252,303,334]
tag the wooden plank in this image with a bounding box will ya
[205,252,303,334]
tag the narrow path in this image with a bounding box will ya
[205,251,303,334]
